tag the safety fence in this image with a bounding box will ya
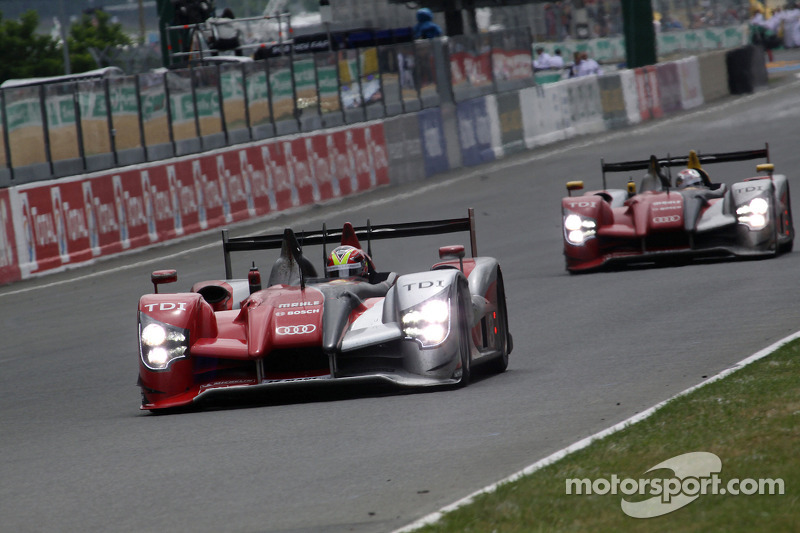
[0,42,766,286]
[533,24,750,84]
[0,28,534,189]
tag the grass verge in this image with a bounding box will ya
[413,339,800,532]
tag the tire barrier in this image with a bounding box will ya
[726,45,768,95]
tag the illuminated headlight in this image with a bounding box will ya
[737,197,769,230]
[402,297,451,348]
[139,314,189,370]
[563,213,596,245]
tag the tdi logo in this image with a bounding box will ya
[403,280,446,291]
[566,201,597,209]
[143,302,188,312]
[736,186,765,194]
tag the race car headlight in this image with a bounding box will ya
[737,197,769,230]
[139,315,189,370]
[402,297,451,348]
[564,213,596,245]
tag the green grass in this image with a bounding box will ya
[414,340,800,532]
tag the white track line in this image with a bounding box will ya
[2,78,797,300]
[391,330,800,532]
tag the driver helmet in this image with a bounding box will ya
[676,168,702,189]
[326,245,369,278]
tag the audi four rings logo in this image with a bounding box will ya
[653,215,681,223]
[276,325,317,335]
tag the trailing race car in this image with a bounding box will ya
[137,209,511,411]
[561,145,794,272]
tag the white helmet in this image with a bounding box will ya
[676,169,702,189]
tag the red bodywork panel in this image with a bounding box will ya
[138,286,327,409]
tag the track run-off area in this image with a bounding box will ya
[2,75,800,533]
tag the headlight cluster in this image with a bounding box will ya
[563,213,597,245]
[139,314,189,370]
[737,197,769,230]
[402,297,450,348]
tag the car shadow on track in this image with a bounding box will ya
[145,365,504,415]
[567,252,793,275]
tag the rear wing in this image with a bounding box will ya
[600,144,770,189]
[221,208,478,279]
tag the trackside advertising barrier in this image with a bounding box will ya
[456,97,495,167]
[519,83,569,148]
[698,50,729,103]
[655,62,683,115]
[8,123,389,280]
[384,114,425,185]
[634,66,664,121]
[495,92,526,157]
[676,57,704,110]
[618,69,643,127]
[562,76,605,138]
[597,74,629,130]
[0,47,766,284]
[418,108,449,177]
[0,188,19,284]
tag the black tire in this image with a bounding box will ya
[455,291,471,388]
[779,185,794,254]
[487,268,510,374]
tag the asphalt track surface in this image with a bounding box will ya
[3,72,800,533]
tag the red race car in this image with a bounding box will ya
[561,145,794,272]
[137,209,511,411]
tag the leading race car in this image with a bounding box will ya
[137,209,511,411]
[561,145,794,272]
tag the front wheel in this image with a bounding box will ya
[779,187,794,254]
[454,291,471,387]
[487,268,511,374]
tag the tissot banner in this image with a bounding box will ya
[5,122,390,281]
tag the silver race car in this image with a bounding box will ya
[138,209,512,411]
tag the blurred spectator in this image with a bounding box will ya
[413,8,443,39]
[574,52,603,77]
[533,47,553,70]
[750,4,781,60]
[550,49,565,68]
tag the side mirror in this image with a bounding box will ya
[439,245,465,272]
[566,181,584,197]
[151,270,178,294]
